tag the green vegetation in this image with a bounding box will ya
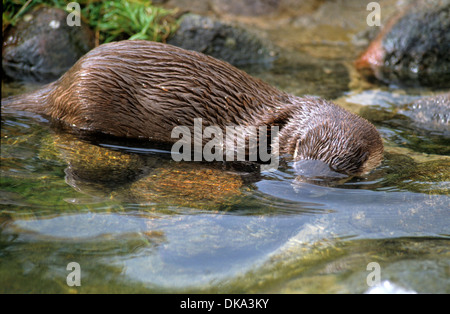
[2,0,180,44]
[97,1,179,42]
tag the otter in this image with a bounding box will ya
[1,40,383,176]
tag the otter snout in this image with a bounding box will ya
[278,96,384,176]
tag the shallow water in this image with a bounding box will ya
[1,1,449,293]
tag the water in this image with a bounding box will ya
[1,0,449,293]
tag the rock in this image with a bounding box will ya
[38,132,247,209]
[355,0,450,88]
[367,153,450,195]
[2,6,95,83]
[123,164,244,209]
[302,150,447,195]
[398,93,450,135]
[167,14,276,66]
[357,92,449,155]
[255,52,350,99]
[210,0,280,16]
[357,92,449,135]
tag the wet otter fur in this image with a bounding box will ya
[2,40,383,176]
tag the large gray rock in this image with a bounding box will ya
[2,6,95,82]
[356,0,450,88]
[168,14,276,66]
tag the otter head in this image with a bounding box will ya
[293,116,384,176]
[275,96,384,177]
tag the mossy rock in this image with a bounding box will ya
[372,153,450,195]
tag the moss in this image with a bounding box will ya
[373,153,450,195]
[120,162,245,210]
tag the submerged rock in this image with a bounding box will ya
[168,14,276,66]
[254,51,350,99]
[359,92,449,135]
[367,153,450,195]
[353,91,449,155]
[355,0,450,88]
[122,164,244,209]
[38,133,246,209]
[398,93,450,135]
[2,6,95,83]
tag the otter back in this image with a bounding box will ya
[4,40,287,143]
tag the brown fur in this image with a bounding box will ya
[2,40,383,175]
